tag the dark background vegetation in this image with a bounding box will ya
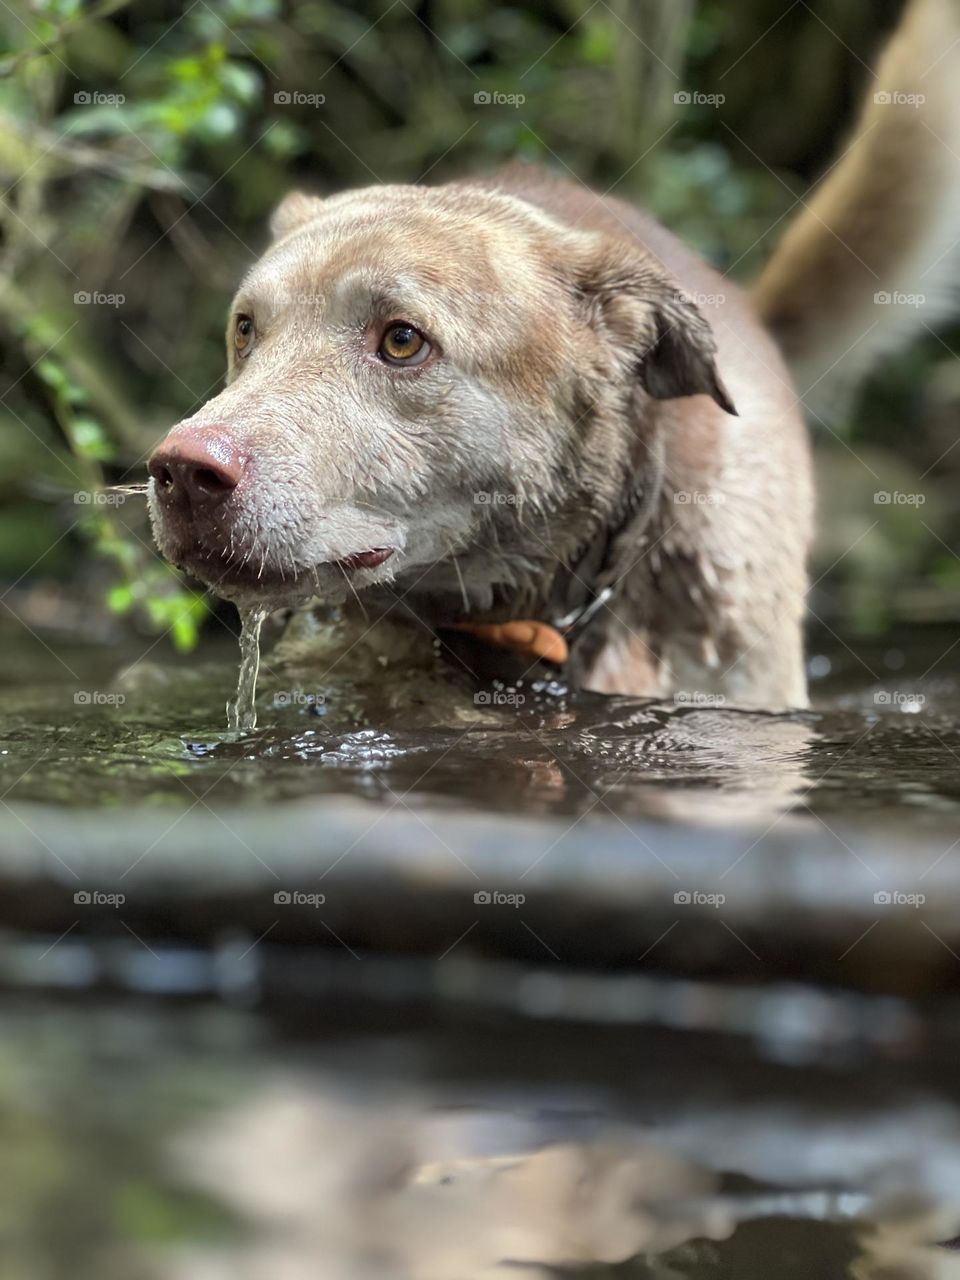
[1,0,957,652]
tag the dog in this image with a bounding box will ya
[148,0,960,711]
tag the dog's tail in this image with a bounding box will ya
[752,0,960,415]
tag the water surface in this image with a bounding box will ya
[2,615,960,1279]
[2,619,957,830]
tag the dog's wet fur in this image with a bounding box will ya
[149,0,960,710]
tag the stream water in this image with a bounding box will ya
[2,613,958,829]
[2,612,960,1278]
[224,604,267,731]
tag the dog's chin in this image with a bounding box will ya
[161,545,399,609]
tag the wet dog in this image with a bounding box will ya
[148,0,960,710]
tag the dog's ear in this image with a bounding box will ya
[637,287,738,415]
[270,191,326,241]
[573,243,738,416]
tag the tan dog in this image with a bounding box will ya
[148,0,960,710]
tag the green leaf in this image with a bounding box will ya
[71,416,114,461]
[106,584,134,614]
[35,358,68,392]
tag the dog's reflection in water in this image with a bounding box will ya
[168,1080,958,1280]
[267,606,818,829]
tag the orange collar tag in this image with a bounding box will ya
[449,619,569,666]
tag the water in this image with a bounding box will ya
[1,614,958,831]
[225,604,267,731]
[3,612,960,1277]
[104,483,151,498]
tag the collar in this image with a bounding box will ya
[447,433,665,670]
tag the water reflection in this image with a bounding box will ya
[3,620,960,1277]
[4,620,959,836]
[2,1001,959,1280]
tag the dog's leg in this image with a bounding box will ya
[608,542,809,710]
[582,628,666,698]
[666,621,808,712]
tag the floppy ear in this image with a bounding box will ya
[638,288,738,414]
[574,245,738,416]
[270,190,326,241]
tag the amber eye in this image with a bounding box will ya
[234,314,255,358]
[378,322,430,366]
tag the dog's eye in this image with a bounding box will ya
[379,323,430,366]
[234,315,255,358]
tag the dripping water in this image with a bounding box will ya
[226,605,267,731]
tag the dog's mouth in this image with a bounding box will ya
[169,543,397,598]
[335,547,395,572]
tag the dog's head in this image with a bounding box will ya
[148,182,734,614]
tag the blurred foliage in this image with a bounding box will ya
[0,0,957,648]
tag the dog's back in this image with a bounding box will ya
[470,0,960,707]
[467,165,814,707]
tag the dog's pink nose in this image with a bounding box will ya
[149,424,246,506]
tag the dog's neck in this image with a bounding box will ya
[354,429,666,679]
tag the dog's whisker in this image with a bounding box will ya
[452,556,471,615]
[338,561,369,620]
